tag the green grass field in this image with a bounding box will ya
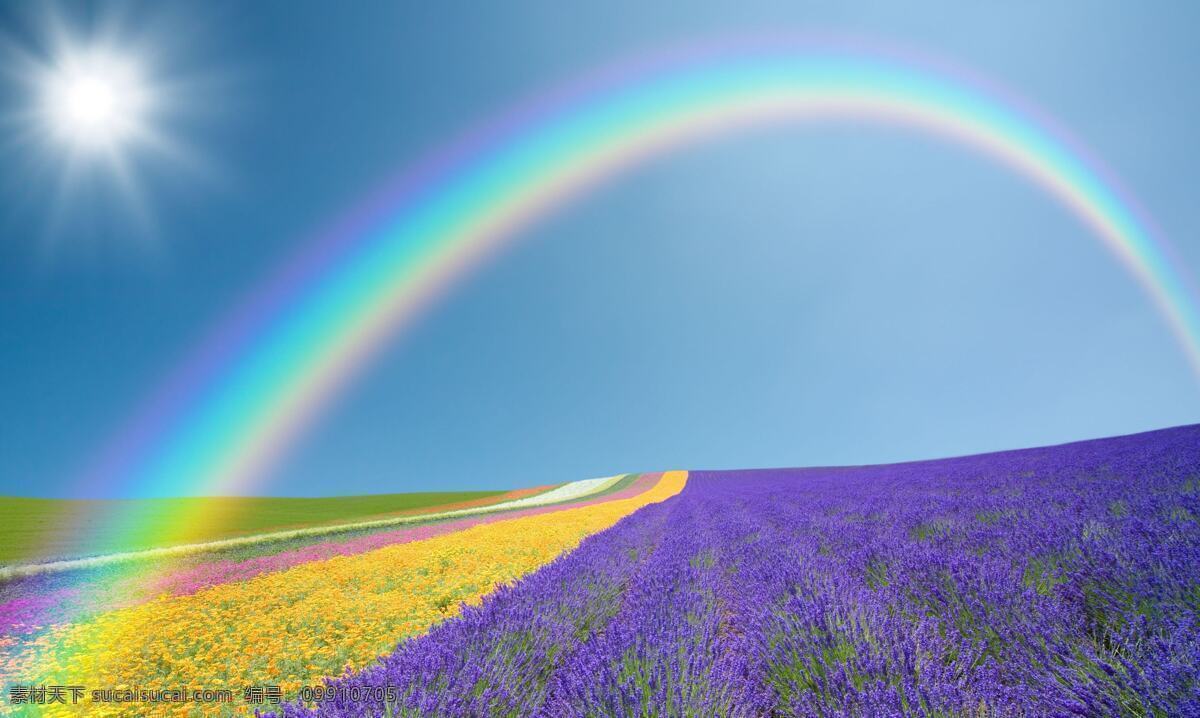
[0,490,508,565]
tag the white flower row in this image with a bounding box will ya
[487,475,622,510]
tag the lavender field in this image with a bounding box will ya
[270,425,1200,717]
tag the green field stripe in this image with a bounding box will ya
[0,490,508,566]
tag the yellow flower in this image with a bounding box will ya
[17,472,686,717]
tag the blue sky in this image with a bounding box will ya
[1,1,1198,497]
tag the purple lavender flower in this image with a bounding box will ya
[264,424,1200,717]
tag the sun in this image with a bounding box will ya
[0,3,223,247]
[38,47,154,152]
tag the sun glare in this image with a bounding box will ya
[38,48,152,152]
[0,3,223,247]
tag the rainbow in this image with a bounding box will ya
[79,41,1200,524]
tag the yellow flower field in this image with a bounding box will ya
[23,471,686,717]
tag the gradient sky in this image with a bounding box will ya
[1,0,1198,497]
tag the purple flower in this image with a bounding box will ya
[263,424,1200,717]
